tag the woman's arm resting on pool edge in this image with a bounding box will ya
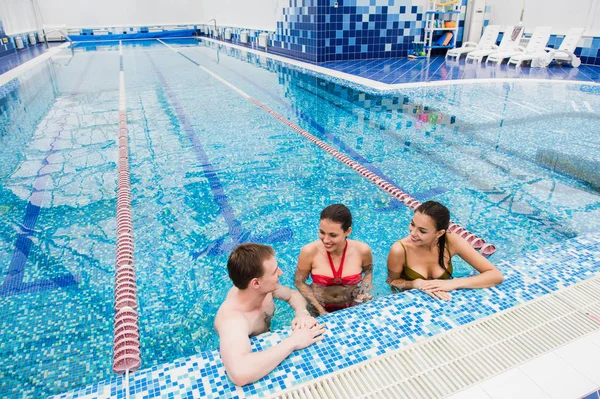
[294,246,328,315]
[386,241,419,291]
[420,234,504,292]
[360,242,374,287]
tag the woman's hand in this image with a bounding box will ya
[415,279,454,301]
[352,283,373,303]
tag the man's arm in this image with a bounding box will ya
[273,285,317,329]
[216,312,325,386]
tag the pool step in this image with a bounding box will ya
[266,276,600,399]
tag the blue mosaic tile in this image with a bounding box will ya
[53,233,600,399]
[272,0,426,63]
[501,234,600,291]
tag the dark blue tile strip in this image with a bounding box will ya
[145,52,292,257]
[0,51,97,298]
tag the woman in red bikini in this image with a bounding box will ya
[294,204,373,315]
[387,201,503,300]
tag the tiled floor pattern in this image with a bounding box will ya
[319,55,600,85]
[267,285,600,399]
[447,333,600,399]
[52,234,600,399]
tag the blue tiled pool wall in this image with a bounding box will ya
[272,0,428,63]
[0,68,57,164]
[52,233,600,399]
[67,27,197,42]
[0,20,17,57]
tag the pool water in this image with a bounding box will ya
[0,38,598,398]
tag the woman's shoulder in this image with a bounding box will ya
[445,231,465,252]
[349,239,372,254]
[388,239,409,259]
[300,240,320,256]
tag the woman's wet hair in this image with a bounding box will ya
[320,204,352,232]
[415,201,452,277]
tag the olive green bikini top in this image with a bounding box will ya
[398,241,453,281]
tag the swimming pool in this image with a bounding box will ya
[0,37,599,398]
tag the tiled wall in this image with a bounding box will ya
[272,0,426,63]
[197,24,270,50]
[3,1,600,66]
[576,37,600,66]
[0,21,16,57]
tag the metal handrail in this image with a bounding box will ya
[208,19,219,39]
[44,28,73,43]
[43,28,75,64]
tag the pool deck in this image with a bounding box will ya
[3,39,600,399]
[319,55,600,85]
[0,41,64,75]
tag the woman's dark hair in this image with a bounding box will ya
[320,204,352,232]
[415,201,452,277]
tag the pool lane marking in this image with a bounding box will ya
[158,40,496,255]
[147,45,293,255]
[0,51,101,297]
[186,44,413,192]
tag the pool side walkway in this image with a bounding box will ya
[0,41,64,75]
[319,55,600,85]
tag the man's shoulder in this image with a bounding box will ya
[215,303,248,334]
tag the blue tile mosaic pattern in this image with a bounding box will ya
[272,0,426,63]
[53,234,600,399]
[582,389,600,399]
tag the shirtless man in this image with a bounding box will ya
[214,243,327,386]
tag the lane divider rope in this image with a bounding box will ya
[158,39,496,256]
[112,42,141,391]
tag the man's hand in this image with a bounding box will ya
[291,313,318,330]
[288,323,327,350]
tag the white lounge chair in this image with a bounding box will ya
[487,26,552,65]
[466,26,523,63]
[446,25,501,60]
[505,26,553,67]
[534,27,585,68]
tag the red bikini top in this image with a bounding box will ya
[312,242,362,286]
